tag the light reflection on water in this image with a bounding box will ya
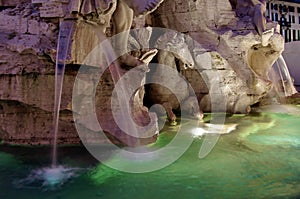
[0,105,299,199]
[13,166,86,190]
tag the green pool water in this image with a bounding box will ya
[1,105,300,199]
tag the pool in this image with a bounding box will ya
[1,105,300,199]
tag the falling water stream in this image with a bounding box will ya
[11,20,84,190]
[52,20,75,168]
[275,55,297,97]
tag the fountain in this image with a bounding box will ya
[12,19,80,190]
[274,55,298,97]
[0,0,297,148]
[23,19,82,189]
[52,19,75,168]
[0,0,299,197]
[21,0,163,187]
[14,166,82,190]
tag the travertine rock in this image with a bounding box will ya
[150,0,285,114]
[248,33,284,79]
[0,0,289,145]
[0,1,158,146]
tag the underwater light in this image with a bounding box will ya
[191,123,238,138]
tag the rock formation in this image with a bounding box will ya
[0,0,288,145]
[150,0,284,114]
[0,0,161,146]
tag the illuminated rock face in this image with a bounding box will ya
[150,0,284,114]
[0,0,286,145]
[0,0,158,146]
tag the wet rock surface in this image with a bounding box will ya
[0,0,289,145]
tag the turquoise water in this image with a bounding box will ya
[1,105,300,199]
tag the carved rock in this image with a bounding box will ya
[0,1,157,146]
[0,0,289,145]
[151,0,285,114]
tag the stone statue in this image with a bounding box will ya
[147,31,203,125]
[69,0,164,67]
[229,0,266,34]
[229,0,273,46]
[248,33,284,82]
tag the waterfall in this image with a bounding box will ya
[274,55,297,97]
[52,20,74,168]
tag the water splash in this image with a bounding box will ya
[274,55,297,97]
[17,19,78,192]
[52,20,75,167]
[14,166,86,190]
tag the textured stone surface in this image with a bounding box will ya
[0,0,292,145]
[39,2,65,18]
[0,1,158,145]
[0,0,25,7]
[150,0,286,114]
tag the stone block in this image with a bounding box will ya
[39,2,64,18]
[28,19,40,35]
[0,13,16,32]
[7,34,40,53]
[216,10,236,28]
[19,18,28,34]
[0,13,5,28]
[0,0,19,7]
[0,12,27,34]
